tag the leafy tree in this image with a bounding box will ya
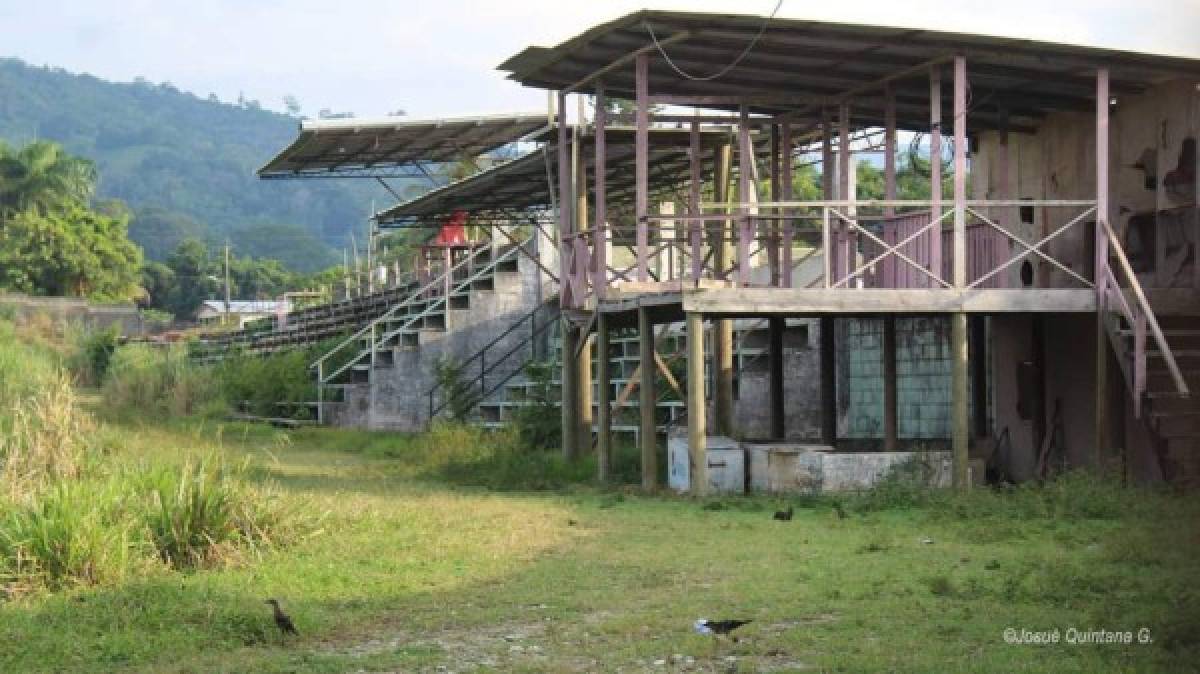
[0,204,142,299]
[0,139,96,216]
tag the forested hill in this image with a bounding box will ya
[0,58,394,272]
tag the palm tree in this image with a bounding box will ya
[0,140,98,216]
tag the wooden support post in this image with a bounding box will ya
[561,319,579,461]
[737,105,752,285]
[596,312,612,482]
[689,119,702,282]
[884,84,897,219]
[951,311,970,490]
[635,53,649,282]
[769,316,785,439]
[1094,68,1111,462]
[781,121,794,287]
[687,311,708,495]
[574,134,593,454]
[769,124,782,287]
[839,103,853,281]
[952,56,967,289]
[883,317,898,452]
[713,142,735,437]
[997,108,1010,288]
[638,307,657,490]
[930,67,943,286]
[820,316,837,446]
[557,91,572,306]
[970,315,988,439]
[594,83,608,298]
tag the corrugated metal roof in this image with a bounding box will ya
[499,10,1200,133]
[373,126,743,226]
[258,112,550,179]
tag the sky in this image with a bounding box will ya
[0,0,1197,120]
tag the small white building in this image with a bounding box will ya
[195,300,290,328]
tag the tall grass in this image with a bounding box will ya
[0,319,310,596]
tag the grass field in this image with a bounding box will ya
[1,416,1196,673]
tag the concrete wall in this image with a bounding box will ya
[0,293,155,335]
[341,245,550,431]
[733,319,821,441]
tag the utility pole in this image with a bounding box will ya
[223,239,232,327]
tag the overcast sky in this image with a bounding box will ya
[1,0,1197,119]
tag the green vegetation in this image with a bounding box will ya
[0,317,309,600]
[0,58,394,271]
[0,403,1195,671]
[0,140,142,301]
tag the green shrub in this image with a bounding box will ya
[70,325,121,386]
[432,356,480,423]
[103,343,222,417]
[511,360,560,451]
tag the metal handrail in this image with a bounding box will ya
[1100,217,1190,398]
[426,301,561,420]
[312,245,494,372]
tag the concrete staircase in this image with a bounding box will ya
[315,244,527,426]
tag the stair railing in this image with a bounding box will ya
[426,300,561,421]
[313,245,502,422]
[1098,217,1190,416]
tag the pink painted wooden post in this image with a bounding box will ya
[822,109,834,288]
[594,83,608,299]
[769,123,781,287]
[557,91,573,306]
[634,53,649,282]
[689,119,702,283]
[839,103,852,286]
[997,109,1010,287]
[781,120,794,288]
[930,67,943,289]
[1095,70,1109,296]
[737,105,752,286]
[953,56,967,289]
[884,84,897,288]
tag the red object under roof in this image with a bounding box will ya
[431,210,470,246]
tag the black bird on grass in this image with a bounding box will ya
[773,506,794,521]
[265,599,299,637]
[694,619,752,637]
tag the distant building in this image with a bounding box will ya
[195,300,290,328]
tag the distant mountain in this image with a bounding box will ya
[0,58,406,272]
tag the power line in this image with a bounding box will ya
[644,0,784,82]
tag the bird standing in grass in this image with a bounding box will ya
[694,618,752,638]
[265,599,299,637]
[773,506,793,521]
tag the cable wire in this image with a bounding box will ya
[644,0,785,82]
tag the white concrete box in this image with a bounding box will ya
[746,443,829,492]
[667,434,744,494]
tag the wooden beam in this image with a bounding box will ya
[1094,67,1111,462]
[638,306,657,490]
[737,105,752,286]
[951,311,970,490]
[953,56,968,289]
[687,311,708,496]
[883,316,898,452]
[594,82,608,299]
[689,119,702,282]
[769,316,785,439]
[681,288,1098,314]
[713,141,735,437]
[820,316,837,446]
[930,67,943,287]
[781,120,794,288]
[596,312,612,482]
[561,318,579,461]
[635,52,650,282]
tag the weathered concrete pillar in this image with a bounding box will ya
[638,307,657,490]
[883,317,898,452]
[687,311,708,496]
[596,313,612,482]
[820,316,837,446]
[769,316,785,439]
[951,312,970,489]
